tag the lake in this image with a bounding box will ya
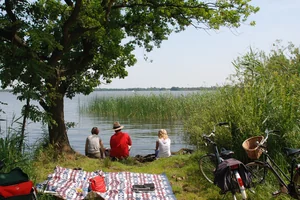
[0,90,196,156]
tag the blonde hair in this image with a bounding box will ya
[158,129,168,139]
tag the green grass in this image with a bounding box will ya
[31,149,295,200]
[32,151,217,200]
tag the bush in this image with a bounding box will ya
[184,42,300,162]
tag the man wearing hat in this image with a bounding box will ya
[109,122,132,160]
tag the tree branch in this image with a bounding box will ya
[49,0,83,65]
[68,26,100,45]
[0,28,27,48]
[39,99,50,112]
[65,38,94,76]
[64,0,73,7]
[1,1,47,57]
[62,0,82,46]
[5,0,17,22]
[3,0,25,46]
[59,38,94,94]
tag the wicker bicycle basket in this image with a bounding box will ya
[242,136,264,160]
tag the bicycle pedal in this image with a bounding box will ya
[272,190,281,196]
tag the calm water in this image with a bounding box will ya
[0,90,196,156]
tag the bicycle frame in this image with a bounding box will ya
[203,122,230,165]
[253,129,299,197]
[213,142,222,165]
[260,152,292,189]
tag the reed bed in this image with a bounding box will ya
[80,92,213,121]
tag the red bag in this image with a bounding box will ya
[89,175,106,193]
[0,180,33,198]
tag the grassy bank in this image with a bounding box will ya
[33,152,206,200]
[30,150,292,200]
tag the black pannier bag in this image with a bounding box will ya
[213,158,252,193]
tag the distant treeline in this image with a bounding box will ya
[95,86,218,91]
[0,86,218,93]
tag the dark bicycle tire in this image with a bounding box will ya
[246,161,282,198]
[294,172,300,199]
[199,154,217,184]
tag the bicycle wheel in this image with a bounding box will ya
[294,172,300,199]
[199,154,217,184]
[246,162,281,198]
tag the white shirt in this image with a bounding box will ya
[157,138,171,158]
[86,135,100,153]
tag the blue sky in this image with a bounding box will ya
[101,0,300,89]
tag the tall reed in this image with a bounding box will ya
[80,92,211,122]
[0,130,32,173]
[0,116,38,182]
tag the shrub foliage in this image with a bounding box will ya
[185,42,300,160]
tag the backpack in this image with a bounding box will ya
[0,181,33,199]
[0,167,35,200]
[214,158,252,193]
[0,167,29,186]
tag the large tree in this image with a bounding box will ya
[0,0,259,153]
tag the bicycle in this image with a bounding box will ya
[243,129,300,199]
[199,122,250,200]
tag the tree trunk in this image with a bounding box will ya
[19,97,30,151]
[48,95,73,153]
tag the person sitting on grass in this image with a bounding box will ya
[85,127,105,159]
[109,122,132,161]
[155,129,171,158]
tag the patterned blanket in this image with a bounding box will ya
[42,166,104,200]
[40,166,176,200]
[100,172,176,200]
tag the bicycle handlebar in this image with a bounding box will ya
[202,134,216,145]
[202,122,229,145]
[258,129,280,147]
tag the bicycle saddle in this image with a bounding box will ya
[220,148,234,157]
[284,147,300,157]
